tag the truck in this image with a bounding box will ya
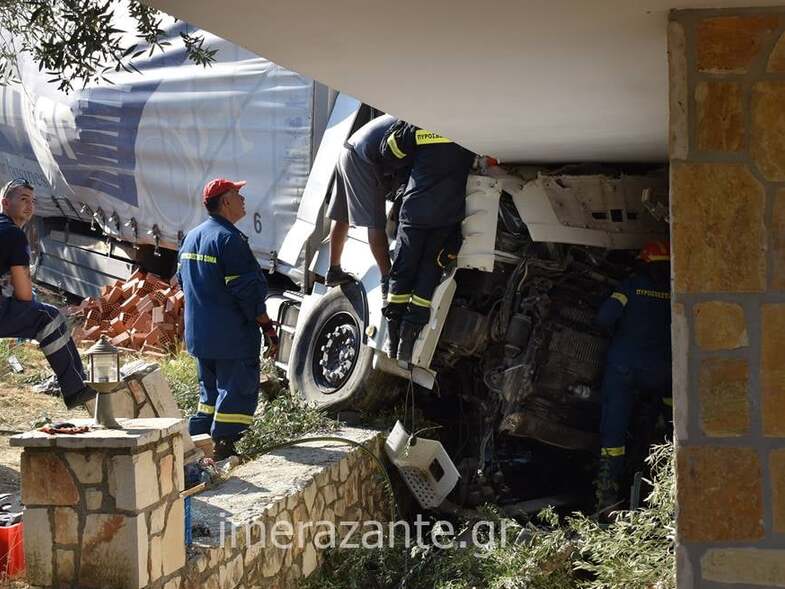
[3,20,669,506]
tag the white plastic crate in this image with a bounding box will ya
[384,420,460,509]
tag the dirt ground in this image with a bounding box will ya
[0,347,89,495]
[0,389,89,495]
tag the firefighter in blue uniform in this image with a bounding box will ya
[177,178,278,461]
[379,123,474,363]
[595,240,672,509]
[0,178,97,408]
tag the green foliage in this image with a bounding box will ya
[568,442,675,589]
[236,388,340,458]
[160,350,338,456]
[300,443,676,589]
[160,349,199,416]
[0,0,217,92]
[300,507,576,589]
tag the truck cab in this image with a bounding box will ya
[270,99,669,459]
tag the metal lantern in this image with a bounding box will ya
[85,336,122,429]
[86,336,121,383]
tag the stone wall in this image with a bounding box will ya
[180,429,389,589]
[669,7,785,588]
[15,424,389,588]
[85,360,185,422]
[84,360,198,460]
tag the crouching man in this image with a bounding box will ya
[0,178,97,408]
[178,178,278,461]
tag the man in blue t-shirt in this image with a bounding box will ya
[0,178,97,408]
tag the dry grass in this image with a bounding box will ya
[0,340,89,495]
[0,341,90,432]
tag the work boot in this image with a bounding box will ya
[213,438,240,461]
[396,322,422,365]
[385,317,401,359]
[63,385,98,410]
[325,265,354,286]
[594,456,624,514]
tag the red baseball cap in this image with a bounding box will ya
[202,178,247,203]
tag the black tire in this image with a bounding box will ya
[289,284,389,410]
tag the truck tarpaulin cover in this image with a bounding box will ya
[0,22,315,268]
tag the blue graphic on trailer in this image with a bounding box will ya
[0,24,190,207]
[53,25,190,207]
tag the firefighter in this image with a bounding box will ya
[0,178,97,409]
[595,240,672,509]
[325,114,404,302]
[177,178,279,461]
[379,124,474,363]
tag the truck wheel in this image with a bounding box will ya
[289,285,381,410]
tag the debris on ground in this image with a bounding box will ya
[184,456,239,489]
[38,422,91,435]
[6,356,23,374]
[67,269,184,355]
[31,375,60,396]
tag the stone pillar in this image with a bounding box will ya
[11,418,187,589]
[669,7,785,588]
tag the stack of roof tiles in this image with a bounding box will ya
[70,270,185,356]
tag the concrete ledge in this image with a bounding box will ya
[11,418,185,449]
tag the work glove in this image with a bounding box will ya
[258,318,280,359]
[437,248,458,272]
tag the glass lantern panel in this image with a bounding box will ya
[91,353,118,383]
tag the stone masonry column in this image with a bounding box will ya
[11,418,187,589]
[669,7,785,588]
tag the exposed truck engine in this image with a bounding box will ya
[275,145,669,505]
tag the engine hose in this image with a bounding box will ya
[250,436,399,522]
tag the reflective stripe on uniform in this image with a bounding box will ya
[36,313,66,342]
[415,130,452,145]
[386,134,407,159]
[387,293,411,304]
[40,330,71,356]
[214,411,254,425]
[662,397,673,407]
[611,292,628,306]
[197,402,215,415]
[411,295,431,308]
[635,288,670,300]
[180,252,217,263]
[225,275,239,284]
[601,446,626,457]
